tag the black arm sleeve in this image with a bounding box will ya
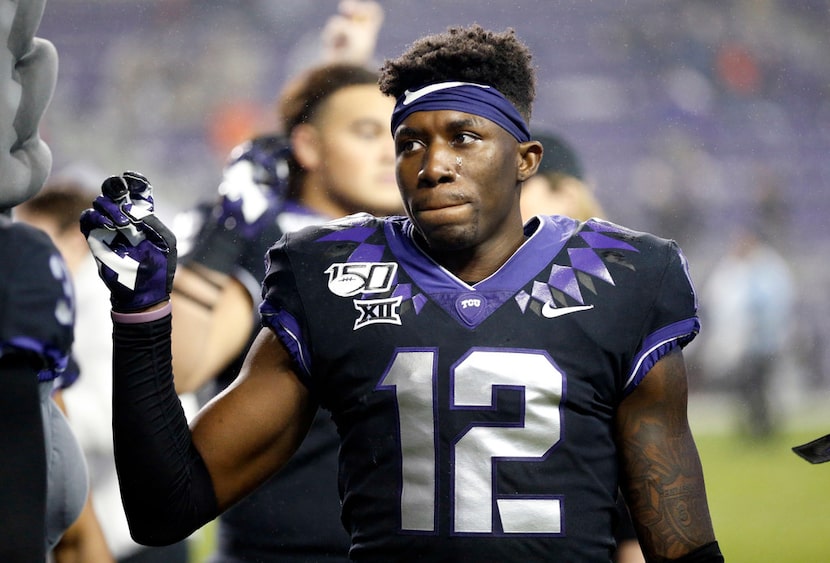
[0,355,46,561]
[112,314,219,546]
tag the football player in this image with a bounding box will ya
[81,24,723,562]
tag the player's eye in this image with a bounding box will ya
[396,138,424,154]
[451,132,479,146]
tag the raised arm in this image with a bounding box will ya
[81,172,315,545]
[320,0,384,65]
[615,348,723,562]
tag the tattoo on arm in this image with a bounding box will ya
[616,349,716,561]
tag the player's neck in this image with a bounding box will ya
[415,228,528,284]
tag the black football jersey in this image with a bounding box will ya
[260,213,699,562]
[0,217,75,382]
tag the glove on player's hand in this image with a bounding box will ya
[80,171,177,313]
[186,135,289,275]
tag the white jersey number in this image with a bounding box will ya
[378,348,564,535]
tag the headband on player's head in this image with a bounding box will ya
[391,81,531,143]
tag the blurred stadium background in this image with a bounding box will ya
[38,1,830,558]
[41,0,830,401]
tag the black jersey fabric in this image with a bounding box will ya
[260,213,700,562]
[0,217,76,558]
[0,217,74,379]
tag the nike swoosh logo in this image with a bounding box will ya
[402,81,490,105]
[541,303,594,319]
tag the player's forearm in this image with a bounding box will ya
[111,311,219,545]
[171,266,255,393]
[616,350,720,561]
[620,427,718,561]
[170,265,227,392]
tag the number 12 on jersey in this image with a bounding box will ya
[377,348,565,535]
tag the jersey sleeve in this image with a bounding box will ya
[259,235,314,387]
[623,239,700,393]
[0,221,74,381]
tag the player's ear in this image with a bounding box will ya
[290,123,322,171]
[516,140,543,182]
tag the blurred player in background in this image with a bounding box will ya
[520,131,605,222]
[0,0,100,559]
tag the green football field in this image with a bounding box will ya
[189,393,830,562]
[695,429,830,562]
[687,388,830,562]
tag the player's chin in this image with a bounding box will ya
[413,202,472,225]
[413,215,477,251]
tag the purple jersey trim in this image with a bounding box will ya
[384,215,579,328]
[1,336,70,382]
[260,301,313,383]
[623,317,700,394]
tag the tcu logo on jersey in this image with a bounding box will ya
[325,262,397,297]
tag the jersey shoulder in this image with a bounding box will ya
[282,212,389,246]
[0,218,75,373]
[568,218,691,286]
[579,217,679,255]
[265,212,395,301]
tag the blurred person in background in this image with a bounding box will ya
[16,175,195,563]
[15,177,116,563]
[0,0,101,559]
[519,131,605,223]
[521,130,644,563]
[698,225,794,439]
[1,201,92,562]
[169,2,402,561]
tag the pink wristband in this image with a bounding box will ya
[111,301,172,324]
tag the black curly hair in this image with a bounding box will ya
[379,25,536,122]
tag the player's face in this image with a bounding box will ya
[311,85,401,216]
[394,109,528,254]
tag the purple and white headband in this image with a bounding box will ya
[390,81,531,143]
